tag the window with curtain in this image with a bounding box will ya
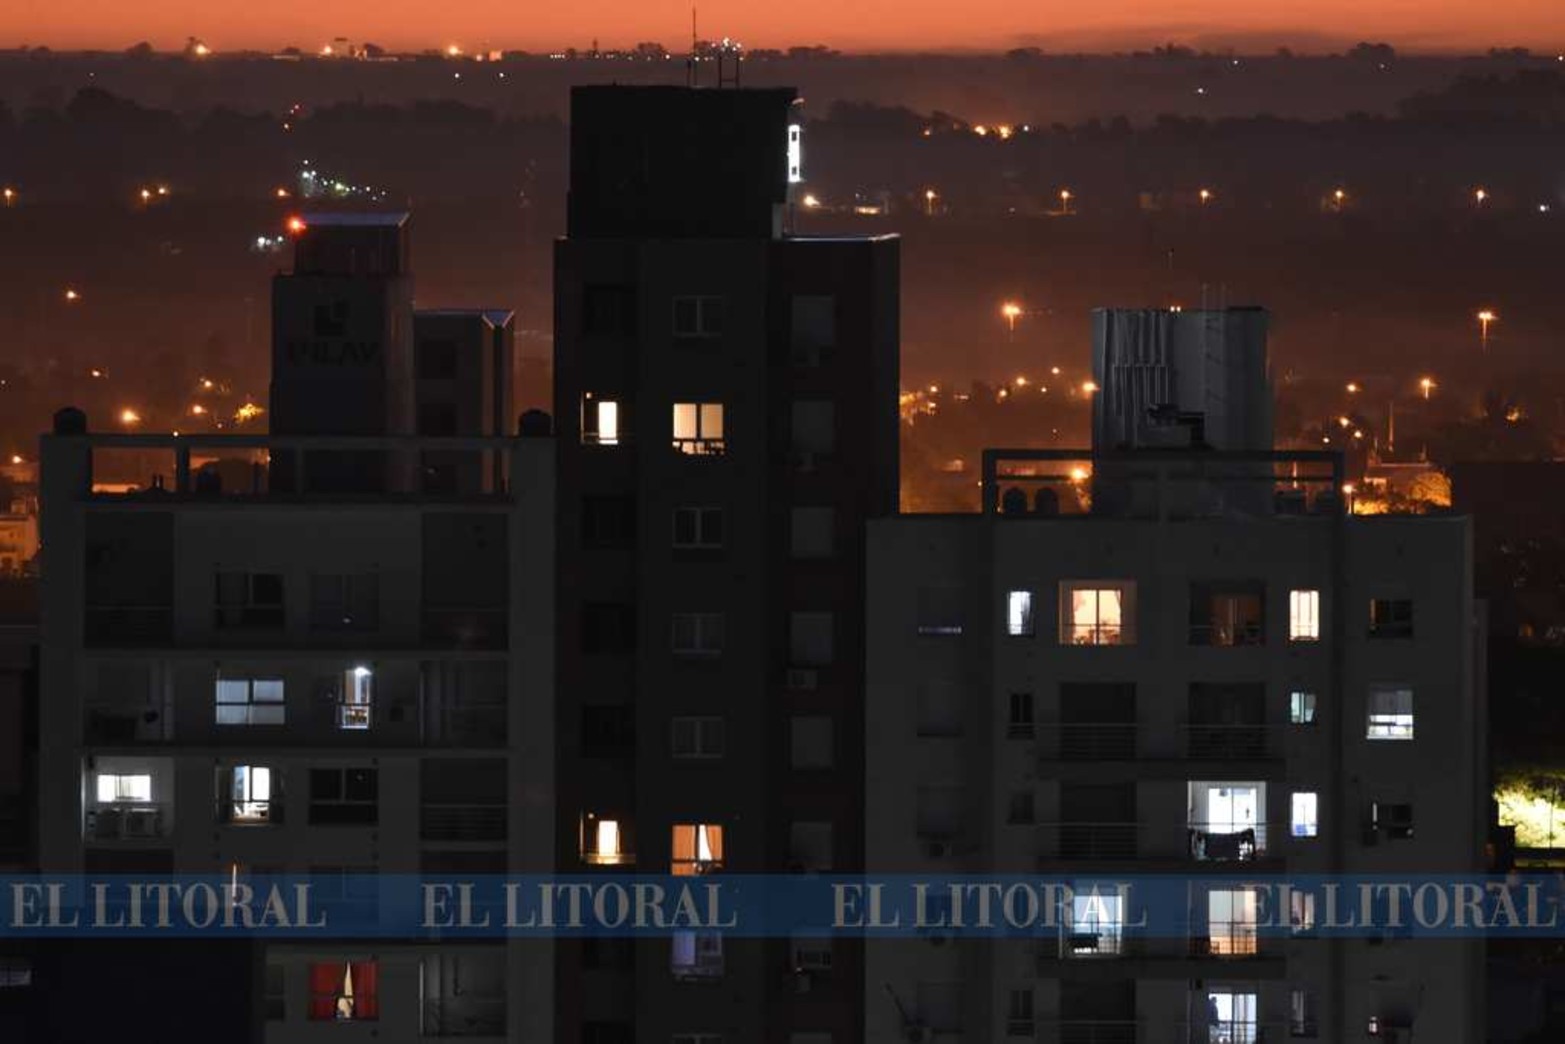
[671,823,725,875]
[1059,581,1136,644]
[308,961,379,1021]
[1367,686,1415,740]
[1289,589,1321,641]
[672,402,726,455]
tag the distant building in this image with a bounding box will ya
[38,216,551,1042]
[867,310,1486,1044]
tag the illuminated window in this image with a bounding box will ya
[96,773,152,803]
[1289,589,1321,642]
[671,823,725,875]
[1207,990,1258,1042]
[672,612,725,657]
[1291,791,1319,837]
[228,765,276,824]
[337,667,373,730]
[308,961,379,1021]
[215,677,285,726]
[581,813,634,865]
[1290,690,1318,725]
[1366,686,1414,740]
[1059,581,1135,644]
[1007,591,1035,636]
[1206,888,1259,956]
[1064,889,1124,956]
[581,396,621,445]
[672,403,725,455]
[672,296,725,339]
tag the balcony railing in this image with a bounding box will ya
[421,803,507,842]
[84,606,173,645]
[85,703,173,743]
[422,996,506,1037]
[1187,821,1277,862]
[422,608,507,650]
[1036,724,1278,763]
[1181,724,1272,760]
[1039,822,1139,861]
[1036,1020,1141,1044]
[85,803,169,842]
[1188,621,1265,647]
[433,705,508,745]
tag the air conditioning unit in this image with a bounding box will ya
[786,668,818,692]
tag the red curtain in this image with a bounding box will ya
[308,962,339,1020]
[351,961,379,1020]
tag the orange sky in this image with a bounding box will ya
[9,0,1565,54]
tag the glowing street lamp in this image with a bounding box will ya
[1477,309,1498,352]
[1081,380,1099,395]
[1474,187,1488,206]
[924,188,938,215]
[1419,377,1436,400]
[1000,301,1024,334]
[119,408,142,427]
[801,193,821,209]
[63,288,81,303]
[1346,381,1360,394]
[1,187,15,207]
[1058,188,1074,214]
[1198,188,1214,206]
[1331,187,1347,211]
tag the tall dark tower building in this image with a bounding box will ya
[270,212,415,492]
[554,85,900,1043]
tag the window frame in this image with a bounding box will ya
[1006,590,1036,637]
[1366,685,1415,740]
[671,295,725,340]
[1288,588,1321,642]
[1290,791,1319,838]
[671,402,726,455]
[671,716,725,759]
[672,506,725,550]
[215,676,286,726]
[1058,580,1136,645]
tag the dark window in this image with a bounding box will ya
[583,284,637,337]
[312,301,347,337]
[673,507,724,549]
[581,705,635,757]
[582,603,636,655]
[309,573,379,631]
[1007,692,1035,739]
[582,937,635,971]
[418,402,458,436]
[1190,581,1266,646]
[672,295,725,339]
[1368,599,1414,639]
[308,768,378,825]
[582,1022,635,1044]
[215,572,285,629]
[417,338,459,380]
[1008,791,1036,824]
[582,496,636,549]
[1373,802,1414,840]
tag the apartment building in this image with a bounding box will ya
[36,214,555,1043]
[866,309,1486,1043]
[553,85,899,1044]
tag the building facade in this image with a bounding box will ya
[37,216,553,1043]
[866,311,1486,1044]
[553,85,899,1044]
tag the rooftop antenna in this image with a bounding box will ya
[686,7,698,87]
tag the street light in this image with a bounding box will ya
[1,187,14,207]
[1477,309,1498,352]
[1474,188,1488,206]
[1419,377,1436,400]
[1001,301,1023,334]
[118,408,142,427]
[1346,382,1360,394]
[924,188,938,216]
[1081,380,1099,395]
[1199,188,1214,206]
[63,288,81,303]
[1059,188,1073,214]
[1332,187,1347,211]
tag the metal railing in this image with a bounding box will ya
[1035,723,1279,763]
[85,803,168,841]
[1187,821,1278,861]
[422,996,506,1037]
[1187,622,1265,647]
[421,803,507,842]
[1038,822,1139,861]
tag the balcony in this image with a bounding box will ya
[1036,724,1279,765]
[85,803,169,842]
[1038,822,1139,861]
[422,996,505,1038]
[84,606,172,646]
[421,803,507,843]
[1181,724,1273,761]
[1035,1021,1140,1044]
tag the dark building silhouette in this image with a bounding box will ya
[554,84,899,1043]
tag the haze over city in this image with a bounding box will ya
[9,0,1565,53]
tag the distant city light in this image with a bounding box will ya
[1013,375,1028,387]
[286,216,308,235]
[191,42,211,57]
[801,193,821,209]
[235,402,265,423]
[275,187,290,199]
[118,408,141,426]
[89,368,104,379]
[1346,382,1360,394]
[1070,467,1090,482]
[63,288,81,302]
[1,187,15,206]
[1420,377,1436,400]
[1081,381,1099,394]
[446,44,463,57]
[1474,187,1488,205]
[1199,188,1214,204]
[1000,301,1023,333]
[9,455,22,465]
[190,404,207,416]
